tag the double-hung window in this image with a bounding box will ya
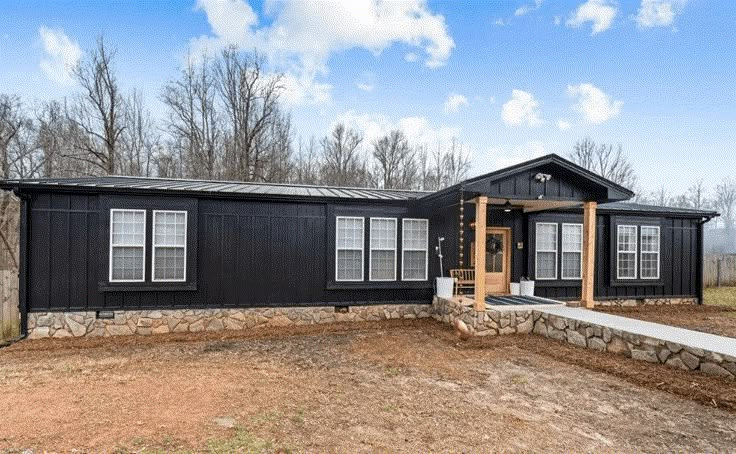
[152,210,187,282]
[617,225,638,280]
[561,223,583,279]
[336,217,364,281]
[109,209,146,282]
[369,218,397,281]
[640,226,660,279]
[535,223,558,280]
[402,219,428,281]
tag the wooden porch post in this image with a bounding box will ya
[474,196,488,311]
[581,201,597,309]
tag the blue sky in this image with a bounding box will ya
[0,0,734,194]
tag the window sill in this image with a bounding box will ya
[326,281,431,291]
[98,282,197,292]
[609,280,664,287]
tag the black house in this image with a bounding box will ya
[1,154,718,337]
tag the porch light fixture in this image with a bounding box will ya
[503,200,513,213]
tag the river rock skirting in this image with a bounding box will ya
[595,297,697,307]
[26,304,432,339]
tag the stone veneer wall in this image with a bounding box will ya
[594,297,698,307]
[532,311,735,379]
[432,297,535,336]
[26,304,432,339]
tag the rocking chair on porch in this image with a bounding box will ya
[449,269,475,296]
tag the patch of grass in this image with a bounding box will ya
[510,374,528,385]
[381,404,398,413]
[291,407,306,425]
[251,410,283,425]
[206,426,273,453]
[384,366,403,377]
[704,287,736,308]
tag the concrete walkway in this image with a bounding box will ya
[540,306,736,358]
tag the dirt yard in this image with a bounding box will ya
[1,319,735,452]
[598,287,736,338]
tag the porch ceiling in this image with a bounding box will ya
[486,197,582,213]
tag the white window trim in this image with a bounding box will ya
[535,222,558,280]
[335,216,364,282]
[109,209,146,283]
[369,217,397,282]
[561,223,583,280]
[152,210,188,283]
[616,224,638,280]
[401,218,429,281]
[640,225,661,280]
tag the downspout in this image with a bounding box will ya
[696,215,715,305]
[14,188,29,340]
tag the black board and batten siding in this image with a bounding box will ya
[26,192,432,313]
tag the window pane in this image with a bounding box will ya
[370,219,396,249]
[370,250,395,280]
[402,219,427,250]
[337,217,363,249]
[617,226,637,252]
[337,250,362,281]
[536,223,557,251]
[111,210,145,246]
[154,247,185,281]
[562,252,582,279]
[154,211,186,246]
[111,246,144,281]
[562,224,582,252]
[641,226,659,253]
[402,250,426,280]
[618,252,636,279]
[536,251,556,279]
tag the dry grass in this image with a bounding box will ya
[704,286,736,307]
[1,319,735,452]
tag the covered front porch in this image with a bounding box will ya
[421,154,635,312]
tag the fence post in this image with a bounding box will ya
[717,258,722,287]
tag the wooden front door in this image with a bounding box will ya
[472,227,511,295]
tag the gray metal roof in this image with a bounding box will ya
[598,201,719,218]
[0,175,430,201]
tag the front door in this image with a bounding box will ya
[471,227,512,295]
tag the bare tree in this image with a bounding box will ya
[0,191,19,270]
[714,177,736,230]
[320,124,368,186]
[293,136,320,185]
[371,130,417,189]
[162,54,222,179]
[257,110,294,183]
[442,138,471,187]
[215,48,285,181]
[686,180,709,210]
[119,90,159,177]
[69,36,125,175]
[569,137,637,189]
[0,95,24,179]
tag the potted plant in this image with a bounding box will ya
[520,276,535,296]
[435,237,455,298]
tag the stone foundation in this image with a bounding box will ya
[432,297,535,336]
[594,297,697,307]
[532,311,735,379]
[26,304,432,339]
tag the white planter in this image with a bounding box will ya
[436,277,455,299]
[510,282,521,296]
[520,280,535,296]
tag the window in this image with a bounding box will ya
[109,209,146,282]
[617,225,638,280]
[561,223,583,279]
[336,217,364,281]
[402,218,428,281]
[152,211,188,282]
[535,223,558,280]
[640,226,660,279]
[369,218,397,281]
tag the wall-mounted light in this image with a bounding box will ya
[503,200,513,213]
[535,173,552,182]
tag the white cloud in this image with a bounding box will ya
[554,15,562,26]
[566,0,617,35]
[567,83,622,124]
[334,110,461,148]
[636,0,686,28]
[501,89,542,127]
[494,18,507,26]
[444,93,468,114]
[38,26,82,85]
[404,52,419,62]
[191,0,454,104]
[515,0,543,16]
[279,73,332,106]
[557,119,572,130]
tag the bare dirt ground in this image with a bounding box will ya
[597,287,736,338]
[1,319,735,453]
